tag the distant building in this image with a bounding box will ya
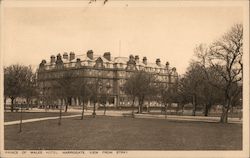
[37,50,178,108]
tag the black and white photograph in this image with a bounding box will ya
[0,0,249,158]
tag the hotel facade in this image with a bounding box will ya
[37,50,178,108]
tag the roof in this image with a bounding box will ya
[43,52,175,72]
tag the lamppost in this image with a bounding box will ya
[105,84,111,115]
[19,102,23,133]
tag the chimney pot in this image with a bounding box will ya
[156,58,161,66]
[39,60,46,68]
[69,52,75,61]
[57,53,62,60]
[129,55,134,60]
[143,57,147,65]
[103,52,111,61]
[56,54,63,65]
[50,55,56,63]
[172,67,176,72]
[87,50,94,60]
[135,55,139,63]
[165,61,169,69]
[63,52,68,60]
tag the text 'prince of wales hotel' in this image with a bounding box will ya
[37,50,178,108]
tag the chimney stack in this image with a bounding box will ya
[76,58,81,67]
[142,57,147,65]
[103,52,111,61]
[135,55,139,63]
[56,53,62,60]
[129,55,134,60]
[63,52,68,60]
[69,52,75,61]
[172,67,176,72]
[87,50,94,60]
[56,53,63,65]
[165,61,169,69]
[39,60,47,69]
[156,58,161,66]
[50,55,55,64]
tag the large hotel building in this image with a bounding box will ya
[37,50,178,108]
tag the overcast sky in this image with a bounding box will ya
[2,1,243,74]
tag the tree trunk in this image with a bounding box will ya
[139,102,143,114]
[192,95,197,116]
[204,101,212,117]
[169,102,172,115]
[19,104,23,133]
[230,106,234,118]
[181,104,184,115]
[220,104,230,123]
[165,104,167,119]
[65,104,68,112]
[220,106,228,123]
[132,97,135,118]
[176,103,179,115]
[137,98,141,114]
[138,96,144,114]
[92,101,96,117]
[147,100,150,113]
[58,103,62,126]
[204,104,209,116]
[220,95,231,123]
[11,97,15,112]
[138,99,141,114]
[81,100,85,120]
[64,97,69,112]
[104,101,107,115]
[26,97,29,109]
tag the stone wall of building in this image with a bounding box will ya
[37,50,178,108]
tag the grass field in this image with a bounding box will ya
[4,115,242,150]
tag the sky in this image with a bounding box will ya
[2,1,243,75]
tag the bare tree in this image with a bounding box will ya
[124,70,157,114]
[195,24,243,123]
[4,64,36,112]
[23,70,38,109]
[75,77,91,119]
[177,63,205,116]
[54,71,77,112]
[124,72,137,117]
[159,84,172,118]
[88,78,102,117]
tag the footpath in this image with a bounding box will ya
[4,110,242,126]
[134,113,242,124]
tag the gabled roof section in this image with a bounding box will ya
[95,57,103,63]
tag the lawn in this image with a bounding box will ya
[4,112,79,122]
[4,115,242,150]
